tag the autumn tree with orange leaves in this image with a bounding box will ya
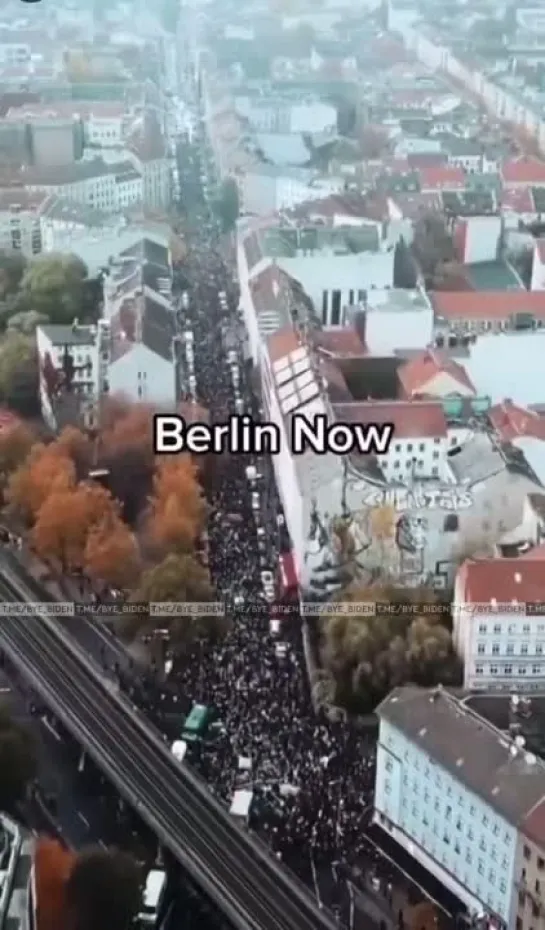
[34,839,75,930]
[84,516,141,590]
[0,422,35,496]
[7,443,76,525]
[31,483,120,572]
[146,456,206,555]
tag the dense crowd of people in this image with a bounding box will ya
[114,137,408,930]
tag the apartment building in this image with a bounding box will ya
[103,237,177,408]
[0,189,44,256]
[453,556,545,692]
[36,322,100,430]
[375,685,545,930]
[24,158,143,213]
[39,196,170,277]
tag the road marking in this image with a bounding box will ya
[41,717,62,741]
[77,812,89,828]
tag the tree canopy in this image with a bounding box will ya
[19,253,89,325]
[0,332,40,417]
[214,178,240,233]
[65,847,142,930]
[319,585,461,713]
[0,703,37,811]
[6,405,224,649]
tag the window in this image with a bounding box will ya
[348,290,354,305]
[476,665,484,675]
[507,644,514,655]
[492,644,500,655]
[504,664,513,675]
[478,645,485,659]
[493,624,501,634]
[331,289,341,325]
[537,645,543,655]
[490,666,499,675]
[321,291,328,323]
[521,644,529,655]
[407,443,413,452]
[479,624,487,634]
[537,856,544,871]
[419,443,425,452]
[524,845,531,860]
[523,624,531,635]
[433,451,439,459]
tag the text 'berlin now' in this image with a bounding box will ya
[153,414,394,456]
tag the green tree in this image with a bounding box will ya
[0,251,26,299]
[0,332,39,417]
[66,847,142,930]
[19,253,90,325]
[214,179,240,233]
[0,703,37,811]
[7,310,49,335]
[320,586,461,713]
[131,553,229,645]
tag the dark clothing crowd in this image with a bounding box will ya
[118,148,404,930]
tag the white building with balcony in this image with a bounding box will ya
[36,322,100,430]
[453,556,545,691]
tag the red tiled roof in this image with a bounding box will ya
[0,189,46,212]
[0,408,20,432]
[0,91,39,117]
[314,326,366,357]
[501,186,535,214]
[431,290,545,321]
[333,400,447,439]
[536,239,545,264]
[287,191,373,222]
[502,158,545,186]
[520,543,545,560]
[418,164,465,191]
[398,348,475,397]
[391,190,442,219]
[457,557,545,605]
[266,326,301,365]
[524,798,545,847]
[488,400,545,442]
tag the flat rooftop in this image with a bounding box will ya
[464,261,523,291]
[243,223,380,269]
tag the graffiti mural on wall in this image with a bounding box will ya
[358,486,474,512]
[305,478,474,592]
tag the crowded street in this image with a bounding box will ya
[104,132,427,930]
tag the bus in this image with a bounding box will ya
[182,703,212,742]
[138,869,167,926]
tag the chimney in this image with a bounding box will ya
[353,309,366,348]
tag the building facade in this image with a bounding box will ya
[374,687,536,929]
[453,558,545,692]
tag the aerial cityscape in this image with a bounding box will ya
[1,0,545,929]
